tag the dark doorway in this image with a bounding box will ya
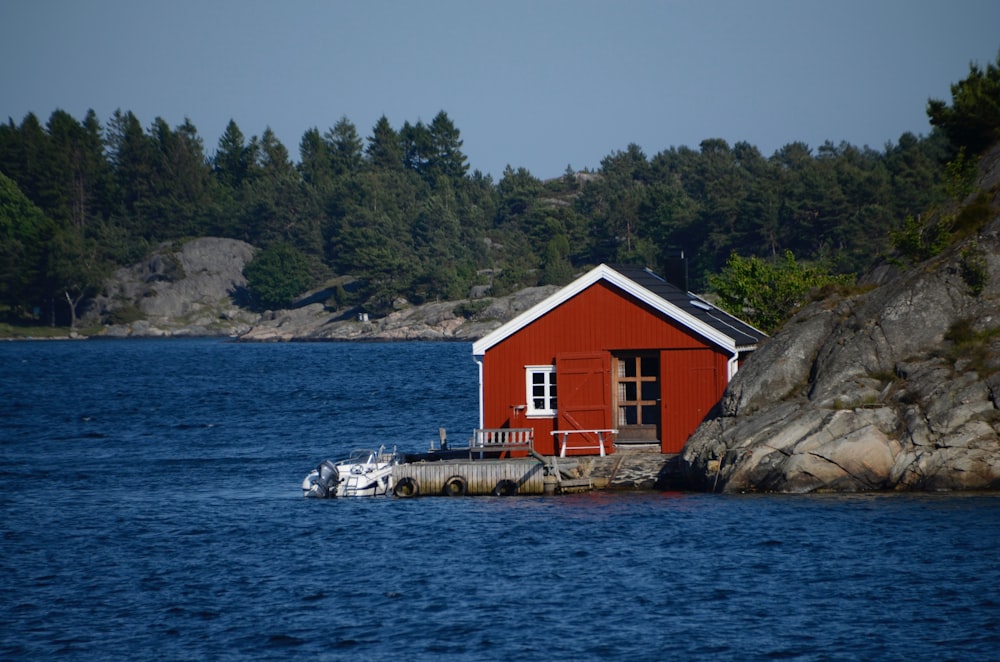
[613,352,660,442]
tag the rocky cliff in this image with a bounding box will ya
[87,236,558,341]
[680,147,1000,492]
[89,237,259,337]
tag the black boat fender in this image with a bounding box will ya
[394,476,420,498]
[442,475,468,497]
[493,479,518,497]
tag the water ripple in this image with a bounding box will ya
[2,340,1000,660]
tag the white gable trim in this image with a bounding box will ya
[472,264,738,356]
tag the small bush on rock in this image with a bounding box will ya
[244,242,313,310]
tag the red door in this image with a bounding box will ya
[660,349,722,453]
[555,352,612,455]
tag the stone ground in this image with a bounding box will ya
[554,448,682,491]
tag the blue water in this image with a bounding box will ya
[2,339,1000,660]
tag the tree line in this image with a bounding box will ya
[1,53,995,329]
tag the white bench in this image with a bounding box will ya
[551,429,618,457]
[470,428,534,459]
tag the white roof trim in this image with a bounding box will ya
[472,264,739,356]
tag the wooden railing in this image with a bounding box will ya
[470,428,534,459]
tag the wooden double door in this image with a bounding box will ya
[553,351,661,449]
[553,349,722,454]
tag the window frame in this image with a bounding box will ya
[525,365,557,418]
[613,352,660,434]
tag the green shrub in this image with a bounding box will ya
[244,242,313,310]
[952,192,993,239]
[106,304,145,325]
[709,250,854,333]
[454,299,490,319]
[158,251,185,282]
[943,317,1000,375]
[890,214,951,262]
[959,241,989,296]
[944,147,978,201]
[944,318,977,345]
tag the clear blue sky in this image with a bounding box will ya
[2,0,998,180]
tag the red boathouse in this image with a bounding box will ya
[471,264,765,456]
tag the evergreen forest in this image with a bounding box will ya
[2,52,998,332]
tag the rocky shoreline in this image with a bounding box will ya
[81,236,559,342]
[233,286,559,343]
[53,145,1000,491]
[680,149,1000,493]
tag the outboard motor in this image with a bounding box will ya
[317,460,339,488]
[302,460,340,497]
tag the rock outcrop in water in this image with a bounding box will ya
[86,237,558,341]
[235,285,559,342]
[680,147,1000,492]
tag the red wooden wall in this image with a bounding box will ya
[480,281,731,455]
[658,348,728,453]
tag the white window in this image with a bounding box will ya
[525,365,557,417]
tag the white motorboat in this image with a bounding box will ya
[301,447,400,498]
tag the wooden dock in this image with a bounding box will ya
[389,450,680,498]
[392,459,547,497]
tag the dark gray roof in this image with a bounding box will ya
[472,262,766,356]
[608,264,766,348]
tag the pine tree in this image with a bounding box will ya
[927,51,1000,155]
[213,119,251,189]
[366,115,403,170]
[325,116,363,176]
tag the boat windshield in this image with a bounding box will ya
[347,449,376,464]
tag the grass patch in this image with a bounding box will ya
[453,299,491,320]
[889,191,995,266]
[869,369,901,385]
[105,303,145,325]
[951,192,993,240]
[942,318,1000,375]
[0,322,73,339]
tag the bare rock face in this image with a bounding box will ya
[720,306,838,416]
[236,286,561,342]
[89,238,258,337]
[681,151,1000,492]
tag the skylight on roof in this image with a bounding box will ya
[642,267,665,282]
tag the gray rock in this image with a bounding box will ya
[235,285,561,342]
[682,147,1000,492]
[88,237,258,337]
[721,304,838,415]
